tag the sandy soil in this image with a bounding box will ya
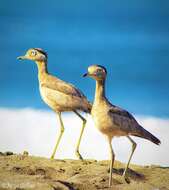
[0,152,169,190]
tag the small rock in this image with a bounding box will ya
[59,168,65,173]
[100,178,106,182]
[4,151,13,156]
[0,152,4,156]
[13,166,21,172]
[52,180,74,190]
[35,168,46,175]
[74,171,80,175]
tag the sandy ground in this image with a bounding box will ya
[0,152,169,190]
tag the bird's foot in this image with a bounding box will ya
[75,150,83,160]
[122,173,130,184]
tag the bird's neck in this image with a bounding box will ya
[94,80,106,103]
[36,61,48,81]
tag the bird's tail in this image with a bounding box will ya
[84,100,92,113]
[80,99,92,114]
[87,101,92,113]
[133,125,161,145]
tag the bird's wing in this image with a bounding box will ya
[108,104,138,132]
[108,104,161,144]
[41,75,86,98]
[108,105,135,120]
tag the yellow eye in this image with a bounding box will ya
[31,50,36,56]
[97,69,102,74]
[96,69,104,77]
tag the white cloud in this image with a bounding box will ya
[0,108,169,166]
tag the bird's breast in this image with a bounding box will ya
[92,104,113,134]
[91,103,126,136]
[39,85,60,111]
[39,85,86,112]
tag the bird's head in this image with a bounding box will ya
[83,65,107,81]
[17,48,48,62]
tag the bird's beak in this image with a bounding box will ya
[83,73,89,77]
[17,56,27,60]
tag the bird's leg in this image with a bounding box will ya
[108,137,115,187]
[74,111,87,160]
[50,112,65,160]
[123,136,137,183]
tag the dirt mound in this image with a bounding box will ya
[0,152,168,190]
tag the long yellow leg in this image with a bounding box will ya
[74,111,87,160]
[50,112,65,160]
[108,137,115,187]
[123,136,137,183]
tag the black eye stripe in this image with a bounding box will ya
[33,48,48,58]
[96,65,107,74]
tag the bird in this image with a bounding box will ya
[83,64,160,187]
[17,48,91,160]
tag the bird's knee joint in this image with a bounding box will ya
[133,142,137,150]
[83,119,87,125]
[61,127,65,133]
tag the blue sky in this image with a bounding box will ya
[1,0,169,166]
[0,0,169,117]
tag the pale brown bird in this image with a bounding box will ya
[83,65,160,187]
[17,48,91,160]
